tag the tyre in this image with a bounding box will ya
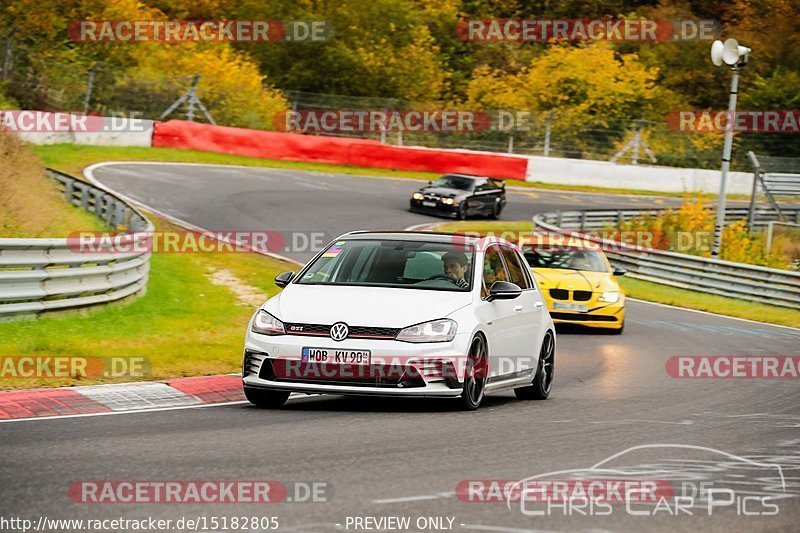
[456,203,467,220]
[244,387,290,408]
[456,335,488,410]
[489,201,503,220]
[514,331,555,400]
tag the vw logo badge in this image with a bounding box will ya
[330,322,349,341]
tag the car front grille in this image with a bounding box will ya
[549,289,569,300]
[283,323,401,339]
[550,312,618,322]
[243,351,266,377]
[549,289,593,301]
[261,359,425,388]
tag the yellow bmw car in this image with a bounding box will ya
[519,235,626,333]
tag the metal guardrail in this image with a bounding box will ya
[0,169,153,319]
[533,208,800,310]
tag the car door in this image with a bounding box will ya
[500,245,544,375]
[473,180,495,214]
[473,245,518,379]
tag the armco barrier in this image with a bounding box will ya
[0,170,152,319]
[533,208,800,310]
[153,120,529,180]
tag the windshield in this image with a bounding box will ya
[522,245,609,273]
[431,176,475,191]
[297,239,475,291]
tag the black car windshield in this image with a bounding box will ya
[522,245,608,273]
[296,239,474,291]
[431,176,475,191]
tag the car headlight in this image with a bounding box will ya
[412,192,424,200]
[251,310,285,335]
[442,198,456,205]
[396,319,457,343]
[598,291,620,303]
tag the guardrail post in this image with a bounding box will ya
[579,211,587,230]
[80,186,90,210]
[65,180,74,203]
[113,201,124,228]
[556,211,562,228]
[617,210,623,228]
[94,190,104,217]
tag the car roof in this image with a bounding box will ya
[338,230,515,248]
[441,173,487,181]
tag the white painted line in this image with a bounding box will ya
[84,161,303,267]
[0,400,250,424]
[0,391,317,424]
[628,298,800,332]
[372,492,454,504]
[404,222,443,232]
[588,419,693,426]
[461,525,561,533]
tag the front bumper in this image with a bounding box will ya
[243,331,472,398]
[545,299,625,329]
[409,199,459,217]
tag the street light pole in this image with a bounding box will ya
[709,38,750,258]
[711,67,739,257]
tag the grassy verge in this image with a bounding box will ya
[433,220,800,329]
[619,277,800,329]
[30,143,732,198]
[1,134,106,237]
[0,214,298,390]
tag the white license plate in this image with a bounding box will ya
[552,302,589,312]
[302,347,371,365]
[422,201,437,207]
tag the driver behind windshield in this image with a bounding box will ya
[568,251,597,271]
[442,251,469,288]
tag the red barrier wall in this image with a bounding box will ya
[153,120,528,180]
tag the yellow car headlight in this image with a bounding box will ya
[412,192,424,200]
[442,198,456,205]
[598,291,620,303]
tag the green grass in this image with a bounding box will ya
[1,142,300,389]
[619,277,800,329]
[0,215,298,390]
[30,143,742,198]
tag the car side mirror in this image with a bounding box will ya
[613,267,626,276]
[275,271,295,288]
[487,281,522,301]
[428,180,433,186]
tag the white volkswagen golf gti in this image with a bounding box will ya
[242,231,555,410]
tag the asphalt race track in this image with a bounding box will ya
[1,163,798,532]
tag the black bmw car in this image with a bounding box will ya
[409,174,507,220]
